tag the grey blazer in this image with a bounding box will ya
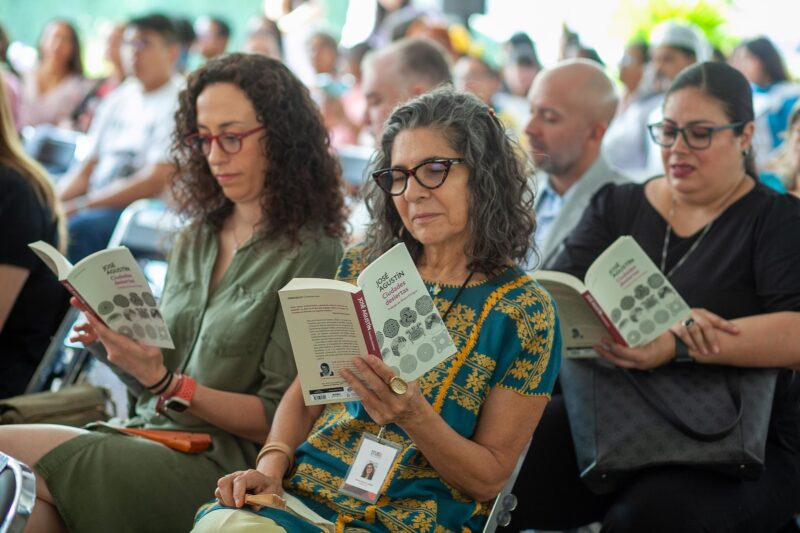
[533,155,629,269]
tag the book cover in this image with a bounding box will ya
[28,241,175,349]
[279,243,457,405]
[535,236,690,357]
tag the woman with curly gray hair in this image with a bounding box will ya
[197,87,561,533]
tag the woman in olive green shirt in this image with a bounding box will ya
[0,54,348,533]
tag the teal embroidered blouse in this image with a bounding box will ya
[197,244,561,532]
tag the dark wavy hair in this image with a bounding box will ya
[364,86,536,274]
[171,53,347,243]
[665,61,757,178]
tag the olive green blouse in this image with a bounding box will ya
[123,223,344,471]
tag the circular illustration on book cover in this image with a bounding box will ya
[128,292,144,306]
[657,286,674,300]
[118,325,134,337]
[626,330,641,345]
[113,294,130,308]
[620,296,635,311]
[417,343,434,362]
[639,320,655,334]
[432,330,452,353]
[98,301,114,315]
[653,309,670,324]
[133,323,145,337]
[142,292,157,307]
[633,284,650,300]
[667,299,685,314]
[610,308,622,322]
[399,307,417,327]
[383,319,400,338]
[399,354,418,373]
[647,273,665,289]
[376,331,384,348]
[415,295,434,316]
[145,324,157,339]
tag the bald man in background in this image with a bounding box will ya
[526,59,629,269]
[361,37,452,143]
[345,38,452,243]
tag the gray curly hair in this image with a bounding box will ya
[364,87,537,274]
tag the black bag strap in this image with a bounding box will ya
[621,367,743,442]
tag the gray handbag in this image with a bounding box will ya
[560,358,778,494]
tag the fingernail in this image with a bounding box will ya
[713,345,720,353]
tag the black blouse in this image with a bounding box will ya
[552,180,800,450]
[0,167,69,398]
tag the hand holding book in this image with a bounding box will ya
[279,243,458,405]
[79,305,168,387]
[534,236,691,359]
[28,241,174,349]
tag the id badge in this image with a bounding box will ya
[339,432,402,504]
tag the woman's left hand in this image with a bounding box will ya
[340,355,425,426]
[593,331,675,370]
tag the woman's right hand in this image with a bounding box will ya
[77,303,166,386]
[68,297,99,345]
[214,469,284,508]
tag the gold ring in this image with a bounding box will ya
[682,317,696,328]
[389,376,408,395]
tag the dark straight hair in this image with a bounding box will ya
[744,37,789,84]
[39,19,84,76]
[665,61,757,178]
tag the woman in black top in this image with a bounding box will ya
[0,71,68,398]
[511,62,800,531]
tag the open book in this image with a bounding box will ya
[534,236,690,358]
[28,241,174,349]
[279,243,457,405]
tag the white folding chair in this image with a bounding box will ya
[0,453,36,533]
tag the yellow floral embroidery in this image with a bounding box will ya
[497,281,556,395]
[285,255,560,533]
[432,276,528,412]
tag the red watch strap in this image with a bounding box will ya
[158,375,196,412]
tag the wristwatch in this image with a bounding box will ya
[671,333,694,363]
[162,374,197,412]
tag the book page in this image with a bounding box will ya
[279,279,366,405]
[357,243,457,381]
[28,240,72,279]
[584,236,691,346]
[66,247,175,349]
[534,272,604,358]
